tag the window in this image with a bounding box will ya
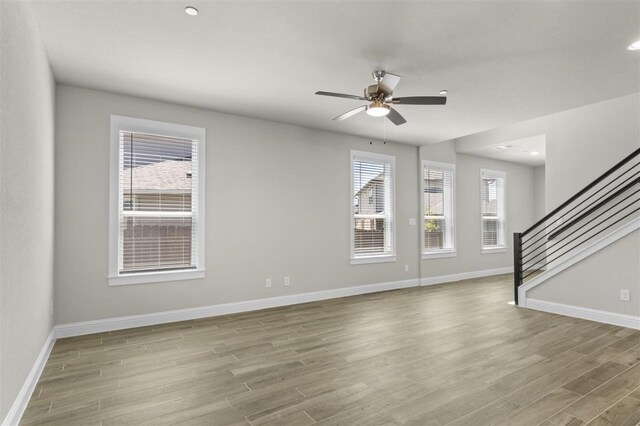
[422,161,456,258]
[109,116,205,285]
[350,150,395,264]
[480,169,506,253]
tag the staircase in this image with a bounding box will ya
[513,148,640,307]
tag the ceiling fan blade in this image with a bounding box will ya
[316,91,368,101]
[333,105,367,121]
[392,96,447,105]
[378,72,401,93]
[387,108,407,126]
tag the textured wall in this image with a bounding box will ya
[0,0,55,420]
[419,141,536,278]
[452,94,640,315]
[528,230,640,316]
[454,94,639,210]
[533,166,546,221]
[54,85,420,324]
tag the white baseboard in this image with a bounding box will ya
[55,267,515,338]
[2,329,56,426]
[55,278,421,338]
[526,298,640,330]
[420,267,512,286]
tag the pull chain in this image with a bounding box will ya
[369,117,388,145]
[383,116,387,144]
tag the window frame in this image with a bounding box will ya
[108,115,206,286]
[480,168,507,254]
[350,150,396,265]
[421,160,457,259]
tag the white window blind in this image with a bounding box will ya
[119,131,198,273]
[109,116,205,285]
[480,169,506,251]
[351,151,395,262]
[423,161,455,256]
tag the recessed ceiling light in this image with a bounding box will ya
[628,40,640,51]
[439,90,448,95]
[530,151,540,156]
[493,145,512,150]
[185,6,199,16]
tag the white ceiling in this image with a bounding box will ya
[28,0,640,146]
[457,135,546,166]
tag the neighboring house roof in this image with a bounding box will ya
[121,160,192,192]
[355,173,384,198]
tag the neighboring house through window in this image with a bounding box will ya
[109,115,206,285]
[351,150,396,264]
[423,160,456,258]
[480,168,506,253]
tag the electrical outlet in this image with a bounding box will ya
[265,278,272,288]
[620,289,630,302]
[409,218,416,226]
[284,276,290,286]
[405,264,409,272]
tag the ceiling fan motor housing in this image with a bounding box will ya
[366,84,390,99]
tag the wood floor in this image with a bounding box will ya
[22,274,640,425]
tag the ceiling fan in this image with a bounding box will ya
[315,70,447,126]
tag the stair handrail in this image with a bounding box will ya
[513,147,640,305]
[521,147,640,238]
[547,176,640,240]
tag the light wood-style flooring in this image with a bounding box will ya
[22,274,640,425]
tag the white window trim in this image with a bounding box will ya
[350,255,397,265]
[480,168,507,254]
[481,246,507,254]
[350,150,396,265]
[422,251,457,260]
[421,160,457,260]
[108,115,206,286]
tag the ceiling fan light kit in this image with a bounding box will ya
[315,70,446,126]
[366,100,390,117]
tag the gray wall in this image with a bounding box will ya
[528,230,640,316]
[533,166,546,221]
[454,94,640,315]
[419,141,536,278]
[454,94,639,210]
[54,85,420,325]
[0,1,55,420]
